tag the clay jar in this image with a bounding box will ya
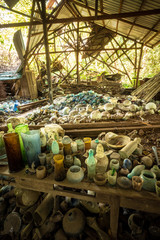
[109,159,120,171]
[132,176,143,191]
[53,154,65,181]
[67,166,84,183]
[36,166,47,179]
[63,208,85,236]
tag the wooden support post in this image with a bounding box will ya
[110,196,120,240]
[41,0,53,103]
[76,22,80,84]
[136,43,144,88]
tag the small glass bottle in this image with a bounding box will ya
[83,137,92,151]
[3,133,24,172]
[86,149,96,180]
[51,140,59,155]
[62,136,71,155]
[15,124,29,165]
[53,154,65,181]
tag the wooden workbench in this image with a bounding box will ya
[0,165,160,240]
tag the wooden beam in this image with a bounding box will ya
[41,0,53,103]
[76,22,80,83]
[23,0,36,72]
[95,0,98,17]
[32,47,141,55]
[1,8,160,28]
[116,0,124,33]
[136,43,144,88]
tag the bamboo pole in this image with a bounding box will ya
[41,0,53,103]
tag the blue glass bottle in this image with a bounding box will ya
[21,130,41,168]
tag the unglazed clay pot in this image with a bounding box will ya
[67,166,84,183]
[63,208,85,236]
[132,176,143,191]
[128,213,144,235]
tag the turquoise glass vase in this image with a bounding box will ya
[86,149,96,180]
[15,124,29,165]
[21,130,41,168]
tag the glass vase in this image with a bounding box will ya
[53,154,65,181]
[3,133,24,172]
[15,124,29,165]
[21,130,41,168]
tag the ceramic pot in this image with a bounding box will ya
[132,176,143,191]
[94,173,107,186]
[21,130,41,168]
[38,153,46,166]
[71,141,77,153]
[67,166,84,183]
[63,208,85,236]
[128,213,144,235]
[109,159,120,171]
[36,166,46,179]
[117,176,132,189]
[3,133,24,172]
[140,170,157,192]
[107,170,117,186]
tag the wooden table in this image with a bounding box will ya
[0,166,160,240]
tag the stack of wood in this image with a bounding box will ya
[132,72,160,102]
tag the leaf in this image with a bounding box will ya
[9,44,13,51]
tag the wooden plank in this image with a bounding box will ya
[110,196,120,240]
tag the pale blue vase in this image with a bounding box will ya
[21,130,41,168]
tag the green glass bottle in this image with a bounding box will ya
[15,124,29,165]
[86,149,97,180]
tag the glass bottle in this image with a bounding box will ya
[86,149,96,180]
[62,136,71,155]
[21,130,41,168]
[15,124,29,165]
[7,123,15,133]
[3,133,24,172]
[83,137,92,151]
[51,140,59,155]
[53,154,65,181]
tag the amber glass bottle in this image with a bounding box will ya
[3,133,24,172]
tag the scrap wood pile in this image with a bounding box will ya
[61,73,122,95]
[132,72,160,102]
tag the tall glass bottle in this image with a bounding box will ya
[3,133,24,172]
[86,149,96,180]
[62,136,71,155]
[15,124,29,165]
[21,130,41,168]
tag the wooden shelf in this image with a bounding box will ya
[0,165,160,240]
